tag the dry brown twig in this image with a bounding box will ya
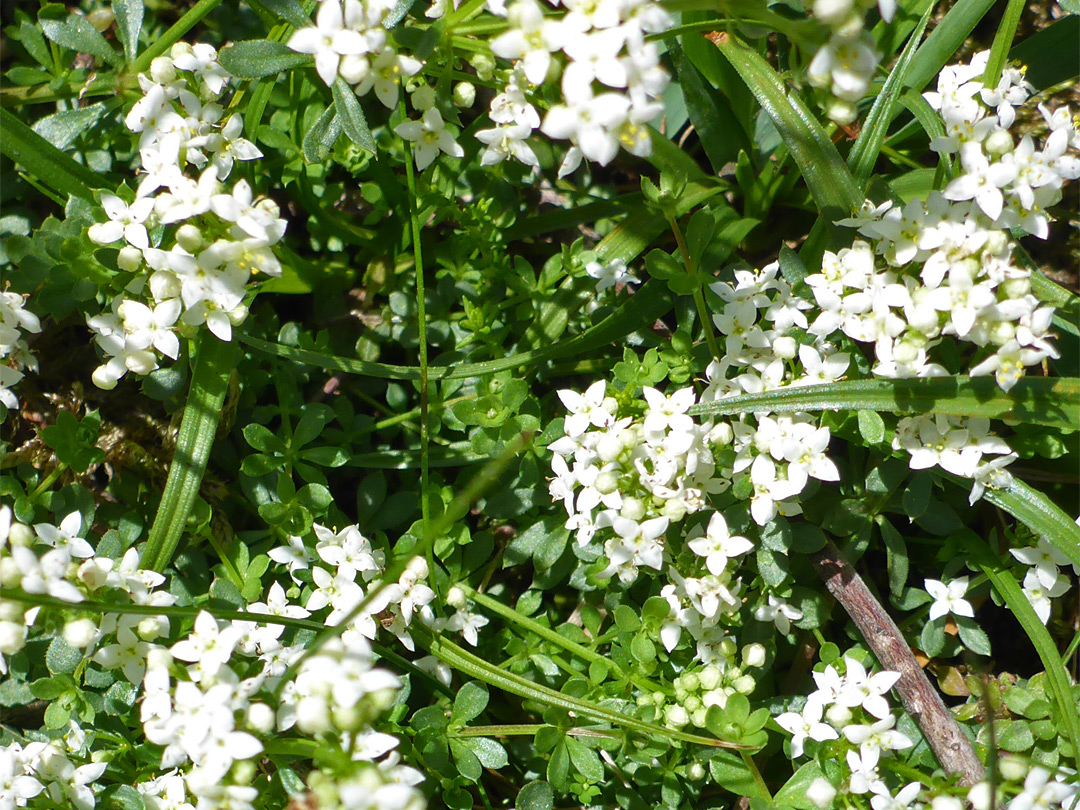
[812,541,986,787]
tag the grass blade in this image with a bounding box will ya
[715,35,862,217]
[142,334,236,571]
[966,536,1080,758]
[981,0,1026,88]
[690,376,1080,431]
[0,108,108,201]
[984,479,1080,570]
[904,0,997,92]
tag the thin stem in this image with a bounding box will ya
[666,214,722,362]
[450,724,622,739]
[741,752,772,800]
[130,0,224,74]
[402,122,435,592]
[30,462,68,499]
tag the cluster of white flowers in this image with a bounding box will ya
[288,0,422,103]
[0,290,40,411]
[777,655,914,804]
[482,0,673,175]
[85,42,283,389]
[892,414,1016,504]
[1010,536,1077,624]
[0,738,107,810]
[806,0,894,124]
[836,52,1075,396]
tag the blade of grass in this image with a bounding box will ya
[966,536,1080,759]
[142,334,236,571]
[690,376,1080,431]
[0,108,108,201]
[848,4,933,185]
[983,478,1080,570]
[981,0,1026,88]
[714,34,862,216]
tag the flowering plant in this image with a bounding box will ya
[1,1,1078,809]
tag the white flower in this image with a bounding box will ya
[92,626,153,685]
[287,0,368,86]
[88,193,155,248]
[557,380,614,437]
[171,43,229,95]
[585,258,639,293]
[925,577,975,621]
[394,108,464,170]
[775,698,838,758]
[686,512,753,575]
[33,513,95,559]
[843,715,913,756]
[356,46,423,109]
[753,594,802,634]
[1021,567,1070,624]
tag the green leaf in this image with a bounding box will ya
[847,4,932,185]
[981,0,1026,88]
[1010,15,1080,90]
[333,77,377,154]
[449,738,483,781]
[99,784,145,810]
[298,446,349,467]
[112,0,144,62]
[955,616,992,656]
[707,750,768,799]
[904,0,997,91]
[0,108,109,201]
[673,43,748,172]
[30,676,71,701]
[302,104,343,165]
[714,36,862,216]
[463,737,509,769]
[39,7,121,66]
[690,376,1080,431]
[143,334,236,571]
[565,737,604,782]
[920,617,947,659]
[46,636,82,675]
[515,782,554,810]
[878,518,908,596]
[217,39,312,78]
[965,535,1080,758]
[997,719,1035,753]
[775,761,829,810]
[452,681,490,725]
[857,409,885,445]
[251,0,310,26]
[243,423,286,454]
[33,102,111,151]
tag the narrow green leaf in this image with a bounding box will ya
[32,102,111,150]
[217,39,312,79]
[904,0,997,91]
[966,536,1080,758]
[302,104,342,164]
[690,376,1080,431]
[878,518,909,596]
[112,0,144,62]
[249,0,310,27]
[131,0,223,74]
[143,334,235,571]
[848,5,932,185]
[673,42,748,172]
[715,36,862,216]
[332,76,377,153]
[983,478,1080,570]
[0,108,108,200]
[39,8,121,66]
[981,0,1026,88]
[1009,15,1080,90]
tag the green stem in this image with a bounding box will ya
[130,0,224,74]
[450,724,622,739]
[741,751,771,800]
[30,462,68,499]
[666,213,721,362]
[462,586,665,694]
[142,334,235,572]
[417,627,750,750]
[402,120,435,592]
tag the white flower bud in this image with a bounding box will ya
[469,53,495,81]
[702,687,730,708]
[998,754,1027,782]
[708,421,733,446]
[228,304,249,326]
[8,522,34,547]
[690,707,708,727]
[665,704,689,727]
[681,672,700,692]
[63,618,99,648]
[150,270,182,301]
[595,471,619,495]
[661,498,688,522]
[984,230,1009,255]
[687,762,706,781]
[742,643,767,668]
[150,57,177,84]
[117,246,143,272]
[0,558,24,588]
[807,777,837,809]
[620,498,646,522]
[825,98,857,125]
[247,702,276,734]
[0,621,27,654]
[453,82,476,109]
[175,224,203,252]
[989,321,1015,345]
[339,55,370,85]
[683,695,702,712]
[719,638,737,658]
[894,339,920,365]
[0,601,24,621]
[930,797,964,810]
[698,665,721,691]
[772,335,798,359]
[733,674,756,694]
[446,586,466,610]
[170,42,194,61]
[1000,277,1030,298]
[138,616,167,641]
[984,129,1013,156]
[825,702,852,727]
[296,696,332,734]
[813,0,854,25]
[411,85,437,111]
[125,350,158,375]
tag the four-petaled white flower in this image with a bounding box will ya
[925,577,975,622]
[394,108,464,170]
